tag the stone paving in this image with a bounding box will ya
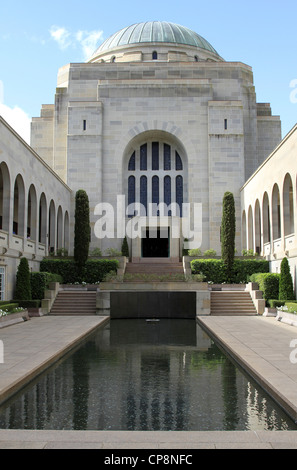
[0,314,297,449]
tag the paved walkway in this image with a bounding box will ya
[0,314,297,449]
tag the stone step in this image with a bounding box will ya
[50,291,97,316]
[210,290,257,316]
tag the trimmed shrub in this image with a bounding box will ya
[221,192,235,281]
[12,300,41,309]
[40,258,119,284]
[279,257,295,301]
[266,299,285,309]
[249,273,280,300]
[191,258,269,284]
[30,272,63,300]
[15,257,32,300]
[0,303,19,312]
[121,237,129,258]
[74,189,91,268]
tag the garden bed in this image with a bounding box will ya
[0,310,29,328]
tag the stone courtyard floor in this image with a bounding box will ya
[0,315,297,449]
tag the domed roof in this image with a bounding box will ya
[92,21,220,57]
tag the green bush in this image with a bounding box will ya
[204,249,217,257]
[221,192,235,281]
[191,259,269,284]
[121,237,129,258]
[249,273,280,300]
[12,300,41,309]
[266,299,285,308]
[15,257,32,300]
[40,258,119,284]
[279,257,295,301]
[188,248,202,257]
[0,303,19,312]
[30,272,63,300]
[74,189,91,268]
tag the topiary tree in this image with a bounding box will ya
[121,236,129,258]
[221,191,236,282]
[74,189,91,269]
[279,257,295,300]
[15,257,32,300]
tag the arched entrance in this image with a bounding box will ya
[123,131,187,260]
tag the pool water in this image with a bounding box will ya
[0,319,296,431]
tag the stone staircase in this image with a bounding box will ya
[50,290,97,316]
[210,290,257,316]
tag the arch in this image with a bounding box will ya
[13,174,25,236]
[0,162,11,231]
[272,183,281,240]
[56,206,63,250]
[38,193,47,245]
[254,199,261,255]
[262,192,271,244]
[27,184,37,240]
[283,173,294,236]
[64,210,70,253]
[152,51,158,60]
[241,210,247,251]
[123,131,187,217]
[247,205,254,251]
[48,200,56,254]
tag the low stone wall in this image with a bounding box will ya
[97,282,210,317]
[0,310,29,328]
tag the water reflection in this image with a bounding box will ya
[0,319,296,431]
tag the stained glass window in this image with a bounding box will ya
[140,144,147,171]
[128,152,135,171]
[152,142,159,170]
[164,175,171,216]
[140,175,147,214]
[164,144,171,170]
[176,175,183,217]
[176,151,183,171]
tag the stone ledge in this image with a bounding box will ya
[0,310,29,328]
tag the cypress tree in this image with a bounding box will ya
[15,257,32,300]
[121,236,129,258]
[74,189,91,269]
[221,191,236,282]
[279,257,295,300]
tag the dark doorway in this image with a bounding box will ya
[142,227,169,258]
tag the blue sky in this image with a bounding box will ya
[0,0,296,143]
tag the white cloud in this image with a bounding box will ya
[50,25,72,50]
[0,81,31,144]
[50,25,103,59]
[76,30,104,60]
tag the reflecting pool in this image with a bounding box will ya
[0,319,296,431]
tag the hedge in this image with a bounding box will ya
[30,272,63,300]
[12,300,41,309]
[191,259,269,284]
[0,303,19,312]
[40,259,119,284]
[249,273,280,300]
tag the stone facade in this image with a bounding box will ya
[241,124,297,294]
[32,64,281,258]
[0,117,71,300]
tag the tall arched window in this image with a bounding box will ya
[262,192,271,244]
[272,184,281,240]
[140,176,147,214]
[283,173,294,236]
[125,139,186,217]
[176,176,183,216]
